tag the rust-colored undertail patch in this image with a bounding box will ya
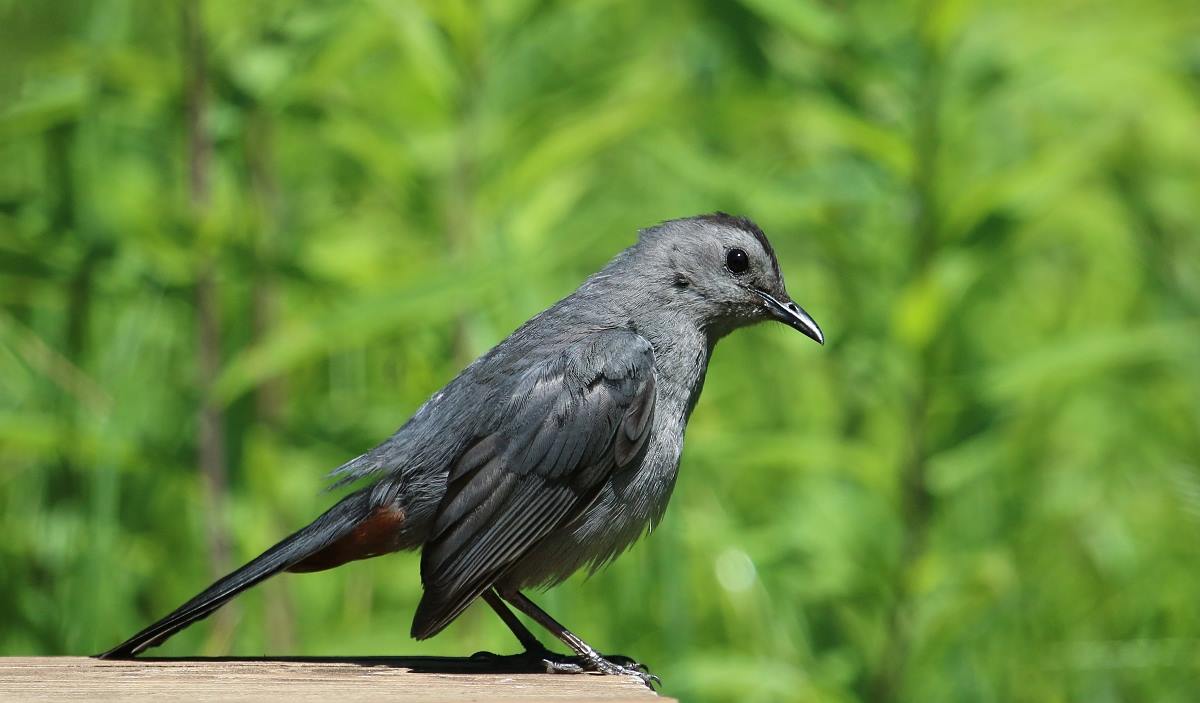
[287,504,407,573]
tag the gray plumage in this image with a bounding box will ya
[99,213,823,672]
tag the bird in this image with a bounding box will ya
[96,212,823,686]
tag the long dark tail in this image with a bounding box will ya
[97,488,381,659]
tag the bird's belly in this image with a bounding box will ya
[498,426,684,591]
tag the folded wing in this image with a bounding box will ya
[411,330,656,639]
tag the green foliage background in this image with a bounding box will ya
[3,0,1199,700]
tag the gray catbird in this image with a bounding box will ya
[97,213,823,685]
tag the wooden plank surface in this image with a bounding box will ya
[0,657,671,702]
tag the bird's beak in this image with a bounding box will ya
[753,289,824,345]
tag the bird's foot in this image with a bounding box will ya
[470,648,657,688]
[545,651,658,689]
[581,654,659,689]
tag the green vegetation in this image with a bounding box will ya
[3,1,1199,700]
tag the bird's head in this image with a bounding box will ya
[631,213,823,344]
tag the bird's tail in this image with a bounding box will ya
[96,486,395,659]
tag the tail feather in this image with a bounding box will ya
[96,489,374,659]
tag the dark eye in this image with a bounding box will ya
[726,248,749,274]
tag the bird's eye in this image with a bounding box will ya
[726,248,749,274]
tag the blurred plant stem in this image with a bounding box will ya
[183,0,235,653]
[869,16,945,703]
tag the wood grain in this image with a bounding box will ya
[0,657,671,702]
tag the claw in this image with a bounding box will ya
[599,660,658,689]
[577,654,658,689]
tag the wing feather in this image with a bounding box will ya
[411,331,656,639]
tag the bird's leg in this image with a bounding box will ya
[482,589,545,653]
[500,590,659,688]
[470,590,587,674]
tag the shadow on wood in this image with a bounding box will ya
[138,653,627,674]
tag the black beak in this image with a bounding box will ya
[754,289,824,345]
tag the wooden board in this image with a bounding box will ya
[0,657,671,702]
